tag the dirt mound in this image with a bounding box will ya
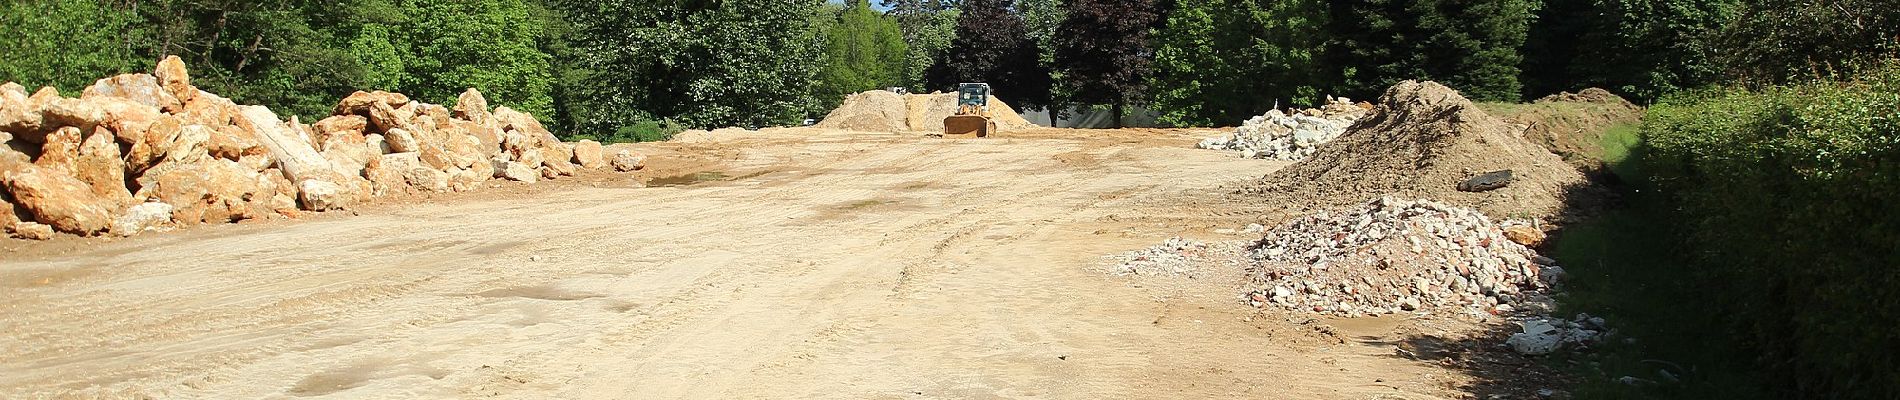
[815,90,1034,133]
[1244,81,1594,222]
[1485,88,1643,177]
[903,92,1034,132]
[814,90,907,132]
[1245,197,1561,317]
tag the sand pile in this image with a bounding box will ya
[1244,197,1562,317]
[814,90,907,132]
[815,90,1035,133]
[1243,81,1593,221]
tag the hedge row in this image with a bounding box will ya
[1642,61,1900,398]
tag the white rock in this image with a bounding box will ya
[111,202,174,236]
[298,179,348,211]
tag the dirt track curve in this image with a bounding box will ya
[3,128,1489,399]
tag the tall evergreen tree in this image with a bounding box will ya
[816,0,908,109]
[1149,0,1327,126]
[1054,0,1161,128]
[1323,0,1539,102]
[926,0,1054,110]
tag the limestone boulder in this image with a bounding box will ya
[9,221,54,240]
[572,140,605,169]
[82,73,182,112]
[364,152,418,196]
[402,166,450,192]
[611,150,647,172]
[541,147,576,177]
[498,161,538,183]
[385,128,421,153]
[453,88,490,122]
[207,124,266,161]
[298,179,350,211]
[39,97,105,136]
[1,83,43,134]
[493,106,558,146]
[110,202,174,237]
[136,159,270,224]
[2,164,115,235]
[332,91,412,117]
[155,56,196,103]
[313,115,368,138]
[75,129,132,208]
[34,126,83,173]
[367,100,415,134]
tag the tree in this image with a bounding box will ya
[816,0,908,110]
[553,0,826,131]
[1149,0,1327,126]
[1557,0,1734,102]
[391,0,556,119]
[926,0,1053,109]
[1323,0,1539,102]
[0,0,144,92]
[1714,0,1900,85]
[883,0,960,92]
[1054,0,1161,128]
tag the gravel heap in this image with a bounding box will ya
[1197,96,1369,160]
[1244,196,1565,317]
[1103,237,1240,278]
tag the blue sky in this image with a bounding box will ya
[827,0,895,11]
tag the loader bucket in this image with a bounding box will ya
[943,115,996,138]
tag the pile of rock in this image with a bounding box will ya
[0,56,644,240]
[1506,313,1613,356]
[1244,196,1564,317]
[1197,96,1370,160]
[1103,237,1239,278]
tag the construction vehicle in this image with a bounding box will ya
[943,83,998,137]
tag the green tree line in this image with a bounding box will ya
[4,0,1892,133]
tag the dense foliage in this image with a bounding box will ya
[1148,0,1326,126]
[816,0,908,111]
[1322,0,1540,102]
[1640,62,1900,399]
[925,0,1052,109]
[883,0,960,92]
[1054,0,1162,127]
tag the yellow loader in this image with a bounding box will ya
[943,83,999,138]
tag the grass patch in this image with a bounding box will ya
[1545,126,1770,399]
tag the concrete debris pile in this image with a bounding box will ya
[0,56,643,240]
[1244,81,1594,222]
[1244,196,1564,317]
[1198,96,1371,160]
[1506,313,1614,356]
[816,90,1035,133]
[1103,237,1240,278]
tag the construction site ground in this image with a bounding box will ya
[2,128,1533,399]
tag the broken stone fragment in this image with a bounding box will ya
[8,221,55,240]
[572,140,605,169]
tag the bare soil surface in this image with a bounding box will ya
[3,128,1538,399]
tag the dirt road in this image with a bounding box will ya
[2,129,1489,399]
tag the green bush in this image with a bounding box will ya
[605,118,682,143]
[1641,61,1900,399]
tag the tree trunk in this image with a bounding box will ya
[1111,100,1125,129]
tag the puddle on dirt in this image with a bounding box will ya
[645,170,772,187]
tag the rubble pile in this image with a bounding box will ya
[1505,313,1614,356]
[0,56,644,240]
[1198,96,1370,160]
[1103,237,1240,278]
[1244,196,1564,317]
[1245,81,1595,222]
